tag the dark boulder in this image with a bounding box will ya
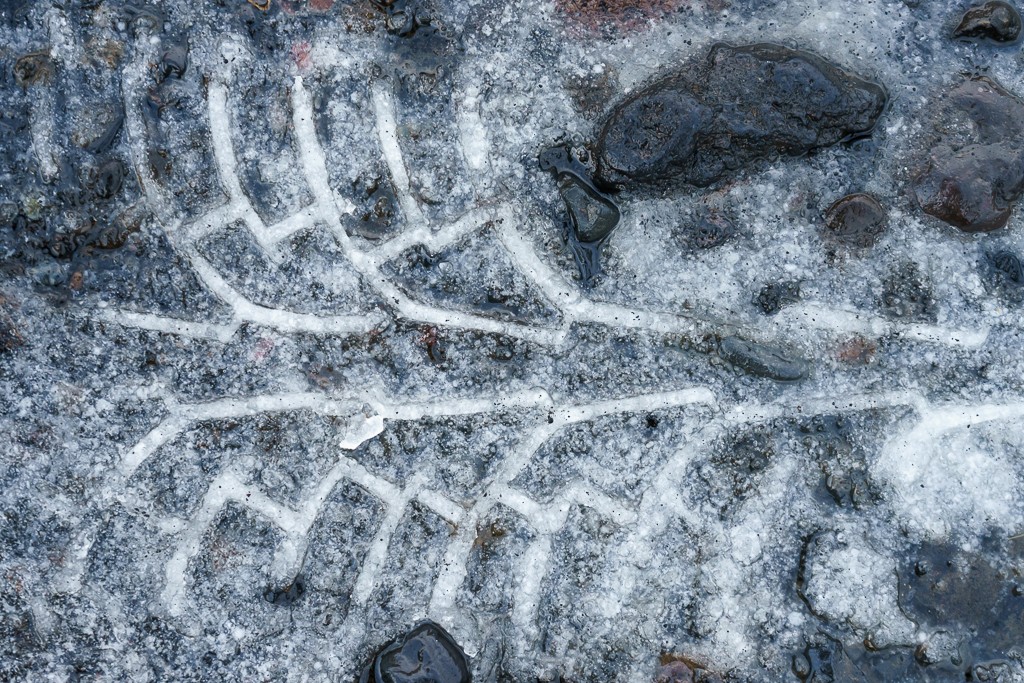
[594,43,887,189]
[911,76,1024,232]
[953,1,1022,43]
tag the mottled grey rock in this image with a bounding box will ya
[718,336,810,381]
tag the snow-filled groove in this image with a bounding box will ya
[10,5,1024,680]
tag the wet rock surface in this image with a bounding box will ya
[540,143,621,283]
[953,1,1022,43]
[912,76,1024,232]
[595,43,887,189]
[718,336,810,381]
[822,193,888,249]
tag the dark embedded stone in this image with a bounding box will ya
[823,193,888,248]
[359,620,471,683]
[680,213,735,250]
[595,43,888,189]
[989,249,1024,283]
[953,1,1022,43]
[756,281,801,315]
[881,262,935,322]
[91,159,126,200]
[557,173,620,243]
[912,76,1024,232]
[718,336,809,381]
[157,42,189,82]
[540,143,621,285]
[984,249,1024,302]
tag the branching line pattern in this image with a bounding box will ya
[85,34,1023,669]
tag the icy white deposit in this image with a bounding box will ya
[2,0,1024,681]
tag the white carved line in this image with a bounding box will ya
[371,202,516,262]
[290,77,569,347]
[205,79,286,258]
[370,84,426,226]
[120,392,359,478]
[91,308,237,343]
[775,301,990,349]
[428,386,717,644]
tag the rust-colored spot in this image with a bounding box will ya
[14,52,52,87]
[248,0,272,11]
[418,325,447,364]
[834,337,877,365]
[291,41,312,70]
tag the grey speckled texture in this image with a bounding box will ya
[3,0,1024,681]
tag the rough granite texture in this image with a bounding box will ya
[3,0,1024,681]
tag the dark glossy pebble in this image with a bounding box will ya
[953,1,1022,43]
[718,336,809,381]
[595,43,887,189]
[360,621,471,683]
[557,173,620,243]
[912,76,1024,232]
[823,193,888,248]
[540,144,620,284]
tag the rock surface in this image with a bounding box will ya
[5,1,1024,682]
[718,336,810,381]
[822,193,888,249]
[912,76,1024,232]
[595,43,887,189]
[953,1,1022,43]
